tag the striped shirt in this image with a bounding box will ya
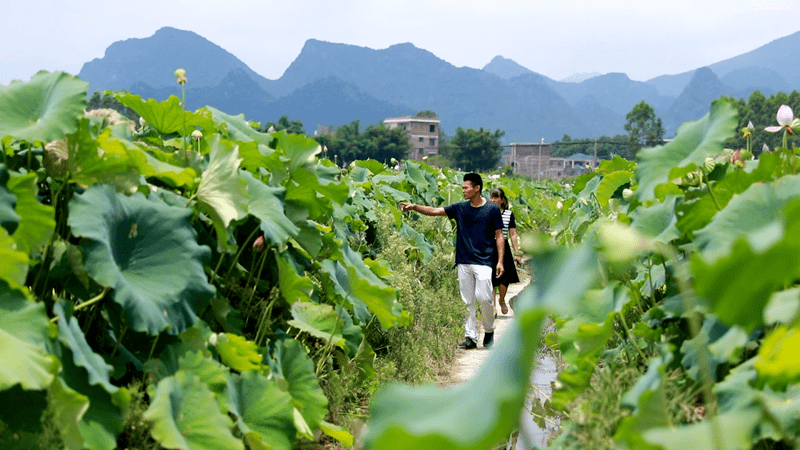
[500,209,516,238]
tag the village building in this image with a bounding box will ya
[505,143,601,180]
[383,116,440,161]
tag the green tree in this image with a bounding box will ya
[416,110,438,118]
[623,101,665,159]
[450,127,505,172]
[362,124,411,164]
[261,115,305,135]
[87,92,140,122]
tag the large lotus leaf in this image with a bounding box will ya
[275,252,314,305]
[320,420,354,448]
[68,184,215,335]
[215,333,263,372]
[139,148,198,188]
[319,258,371,324]
[595,170,633,207]
[227,370,295,450]
[629,195,681,244]
[354,158,388,176]
[693,211,800,332]
[0,282,57,391]
[7,172,55,255]
[365,235,598,449]
[269,338,328,431]
[49,377,90,450]
[55,343,130,450]
[145,369,244,450]
[0,71,87,143]
[114,92,215,135]
[0,165,20,235]
[642,408,762,450]
[694,174,800,262]
[636,100,738,201]
[241,171,298,246]
[273,130,322,173]
[68,122,144,191]
[764,288,800,325]
[285,164,349,221]
[195,136,248,252]
[206,106,275,146]
[334,243,411,329]
[287,302,347,348]
[54,302,117,393]
[755,324,800,387]
[0,223,29,291]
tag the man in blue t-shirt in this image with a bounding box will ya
[400,173,504,350]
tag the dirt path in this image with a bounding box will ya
[444,272,531,385]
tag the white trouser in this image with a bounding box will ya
[457,264,495,340]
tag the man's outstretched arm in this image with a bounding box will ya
[400,202,446,216]
[495,228,505,278]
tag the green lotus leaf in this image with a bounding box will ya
[7,172,55,255]
[273,130,321,173]
[54,301,117,394]
[629,195,681,244]
[139,148,198,188]
[227,370,295,450]
[595,170,633,207]
[693,214,800,332]
[0,220,29,292]
[114,92,214,136]
[145,369,244,450]
[320,420,354,448]
[67,121,144,192]
[755,324,800,387]
[0,281,57,391]
[275,252,314,305]
[215,333,263,372]
[195,136,248,252]
[694,174,800,262]
[207,106,275,146]
[0,71,88,143]
[269,338,328,431]
[68,184,215,335]
[642,408,762,450]
[636,99,738,201]
[49,377,90,450]
[0,165,20,235]
[764,288,800,326]
[287,302,347,348]
[241,171,298,246]
[319,258,371,324]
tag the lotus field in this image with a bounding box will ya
[1,71,799,450]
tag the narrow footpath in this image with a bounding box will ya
[443,272,560,448]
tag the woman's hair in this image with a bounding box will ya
[490,188,509,211]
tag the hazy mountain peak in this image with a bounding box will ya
[559,72,603,83]
[482,56,534,79]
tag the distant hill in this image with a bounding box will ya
[78,27,800,143]
[482,56,536,79]
[559,72,603,83]
[646,31,800,97]
[79,27,273,95]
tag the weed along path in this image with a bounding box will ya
[442,272,560,448]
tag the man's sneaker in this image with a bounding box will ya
[483,332,494,348]
[457,337,477,350]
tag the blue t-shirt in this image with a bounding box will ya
[444,199,503,267]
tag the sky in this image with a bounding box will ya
[3,0,800,87]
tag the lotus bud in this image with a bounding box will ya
[267,126,275,133]
[763,143,770,153]
[139,117,147,129]
[685,171,701,186]
[702,156,715,174]
[191,130,203,141]
[174,68,187,85]
[556,200,563,210]
[747,121,754,131]
[390,157,398,165]
[622,188,634,202]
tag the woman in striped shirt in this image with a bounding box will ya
[489,188,522,315]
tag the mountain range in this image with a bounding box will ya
[78,27,800,143]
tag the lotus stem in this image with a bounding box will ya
[74,287,110,312]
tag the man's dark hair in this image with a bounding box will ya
[463,173,483,192]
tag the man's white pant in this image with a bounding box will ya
[457,264,495,340]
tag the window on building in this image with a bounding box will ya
[429,138,436,146]
[418,137,424,142]
[418,148,423,154]
[429,124,436,132]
